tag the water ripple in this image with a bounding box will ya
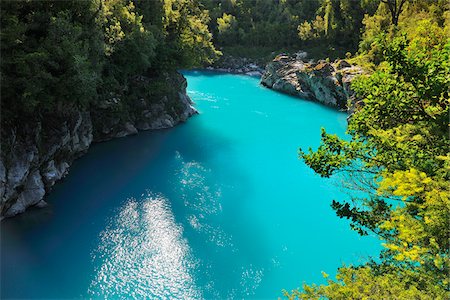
[176,152,222,216]
[175,153,235,250]
[88,194,200,299]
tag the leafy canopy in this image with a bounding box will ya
[291,10,449,299]
[1,0,218,121]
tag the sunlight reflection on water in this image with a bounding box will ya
[87,152,264,298]
[175,152,234,249]
[88,194,201,299]
[0,72,381,299]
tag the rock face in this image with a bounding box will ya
[91,72,197,141]
[207,55,265,77]
[0,72,197,219]
[261,54,364,109]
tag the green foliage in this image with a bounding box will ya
[201,0,319,48]
[298,16,326,41]
[200,0,378,58]
[1,0,219,122]
[284,266,448,299]
[217,13,238,44]
[160,0,220,68]
[1,1,101,116]
[294,8,450,298]
[99,0,158,89]
[357,0,450,68]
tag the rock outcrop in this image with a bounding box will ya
[207,55,265,77]
[91,72,197,141]
[0,72,197,219]
[261,54,364,109]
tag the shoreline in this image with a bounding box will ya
[186,67,264,78]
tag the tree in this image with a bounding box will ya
[292,17,449,299]
[381,0,408,26]
[1,0,219,123]
[217,13,238,44]
[0,0,102,117]
[161,0,219,68]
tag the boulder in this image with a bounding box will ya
[208,55,265,76]
[261,54,364,110]
[4,170,45,217]
[313,62,335,77]
[336,59,351,70]
[295,51,308,60]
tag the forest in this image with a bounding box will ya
[296,13,449,300]
[1,0,449,298]
[201,0,447,59]
[1,0,218,123]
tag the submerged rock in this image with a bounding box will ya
[261,55,364,109]
[0,71,197,219]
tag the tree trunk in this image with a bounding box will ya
[381,0,407,26]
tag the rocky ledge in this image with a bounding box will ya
[0,72,197,219]
[206,55,265,77]
[261,54,364,109]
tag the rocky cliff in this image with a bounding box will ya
[207,55,265,76]
[261,54,364,109]
[0,72,196,219]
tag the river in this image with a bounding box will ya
[0,71,380,299]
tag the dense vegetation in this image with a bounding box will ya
[289,1,450,299]
[1,0,218,122]
[199,0,366,55]
[195,0,362,58]
[199,0,447,60]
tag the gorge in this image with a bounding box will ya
[0,72,196,219]
[0,71,380,298]
[2,0,447,298]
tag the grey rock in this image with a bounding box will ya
[336,59,351,70]
[35,200,49,208]
[207,55,265,77]
[295,51,308,60]
[261,54,364,110]
[0,160,6,201]
[5,170,45,217]
[1,71,197,219]
[42,160,70,187]
[136,121,151,131]
[163,116,174,127]
[245,71,262,77]
[124,122,138,135]
[4,146,37,201]
[42,160,58,185]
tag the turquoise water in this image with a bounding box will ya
[1,71,380,299]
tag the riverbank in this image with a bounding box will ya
[0,72,196,219]
[260,54,364,110]
[205,55,266,77]
[1,70,381,299]
[2,51,364,219]
[206,50,364,111]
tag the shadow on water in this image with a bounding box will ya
[1,113,270,298]
[1,71,380,299]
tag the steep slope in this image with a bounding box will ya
[261,54,363,110]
